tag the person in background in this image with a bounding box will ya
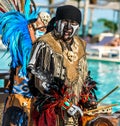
[0,0,51,125]
[29,11,51,42]
[28,11,51,98]
[28,5,97,126]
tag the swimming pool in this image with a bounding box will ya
[0,51,120,112]
[88,59,120,112]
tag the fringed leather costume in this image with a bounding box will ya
[29,32,87,101]
[28,32,97,126]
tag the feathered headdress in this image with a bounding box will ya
[0,0,40,78]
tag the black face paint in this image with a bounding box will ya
[55,19,79,42]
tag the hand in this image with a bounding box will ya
[58,97,83,117]
[67,104,83,117]
[41,81,50,92]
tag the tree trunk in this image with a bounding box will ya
[88,8,94,35]
[82,0,89,38]
[48,0,54,16]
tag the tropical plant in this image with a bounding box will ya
[98,18,118,33]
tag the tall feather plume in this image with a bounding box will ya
[0,12,32,78]
[0,0,40,78]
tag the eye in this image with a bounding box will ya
[71,21,78,26]
[61,20,67,25]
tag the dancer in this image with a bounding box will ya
[28,5,97,126]
[29,11,51,42]
[0,0,41,125]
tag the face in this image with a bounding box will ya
[33,18,47,38]
[28,18,46,43]
[34,18,46,32]
[55,19,79,41]
[29,13,50,42]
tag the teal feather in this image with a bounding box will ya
[0,12,32,77]
[0,0,41,78]
[24,0,31,19]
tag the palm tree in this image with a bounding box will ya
[88,0,97,35]
[72,0,81,8]
[98,19,118,33]
[48,0,54,15]
[72,0,97,37]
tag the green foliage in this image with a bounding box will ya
[98,18,118,33]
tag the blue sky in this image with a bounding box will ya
[34,0,118,35]
[34,0,118,22]
[88,8,117,22]
[0,0,117,35]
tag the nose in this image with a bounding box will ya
[66,22,72,29]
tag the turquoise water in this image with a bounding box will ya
[0,51,120,113]
[88,59,120,112]
[0,50,11,69]
[0,50,11,87]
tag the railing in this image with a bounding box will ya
[0,69,9,124]
[0,69,9,87]
[0,69,9,101]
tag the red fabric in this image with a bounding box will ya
[32,110,40,126]
[32,107,57,126]
[32,85,73,126]
[38,108,56,126]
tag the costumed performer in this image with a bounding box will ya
[0,0,44,125]
[27,5,98,126]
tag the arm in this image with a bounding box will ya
[28,41,52,94]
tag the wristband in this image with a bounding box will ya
[58,97,72,110]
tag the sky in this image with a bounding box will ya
[0,0,118,35]
[34,0,118,22]
[34,0,118,35]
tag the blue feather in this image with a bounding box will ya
[27,7,41,24]
[0,0,41,78]
[24,0,31,19]
[0,11,32,77]
[24,0,40,24]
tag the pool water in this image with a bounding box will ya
[88,59,120,112]
[0,51,120,112]
[0,51,11,87]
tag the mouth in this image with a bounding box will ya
[64,31,72,36]
[62,32,72,41]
